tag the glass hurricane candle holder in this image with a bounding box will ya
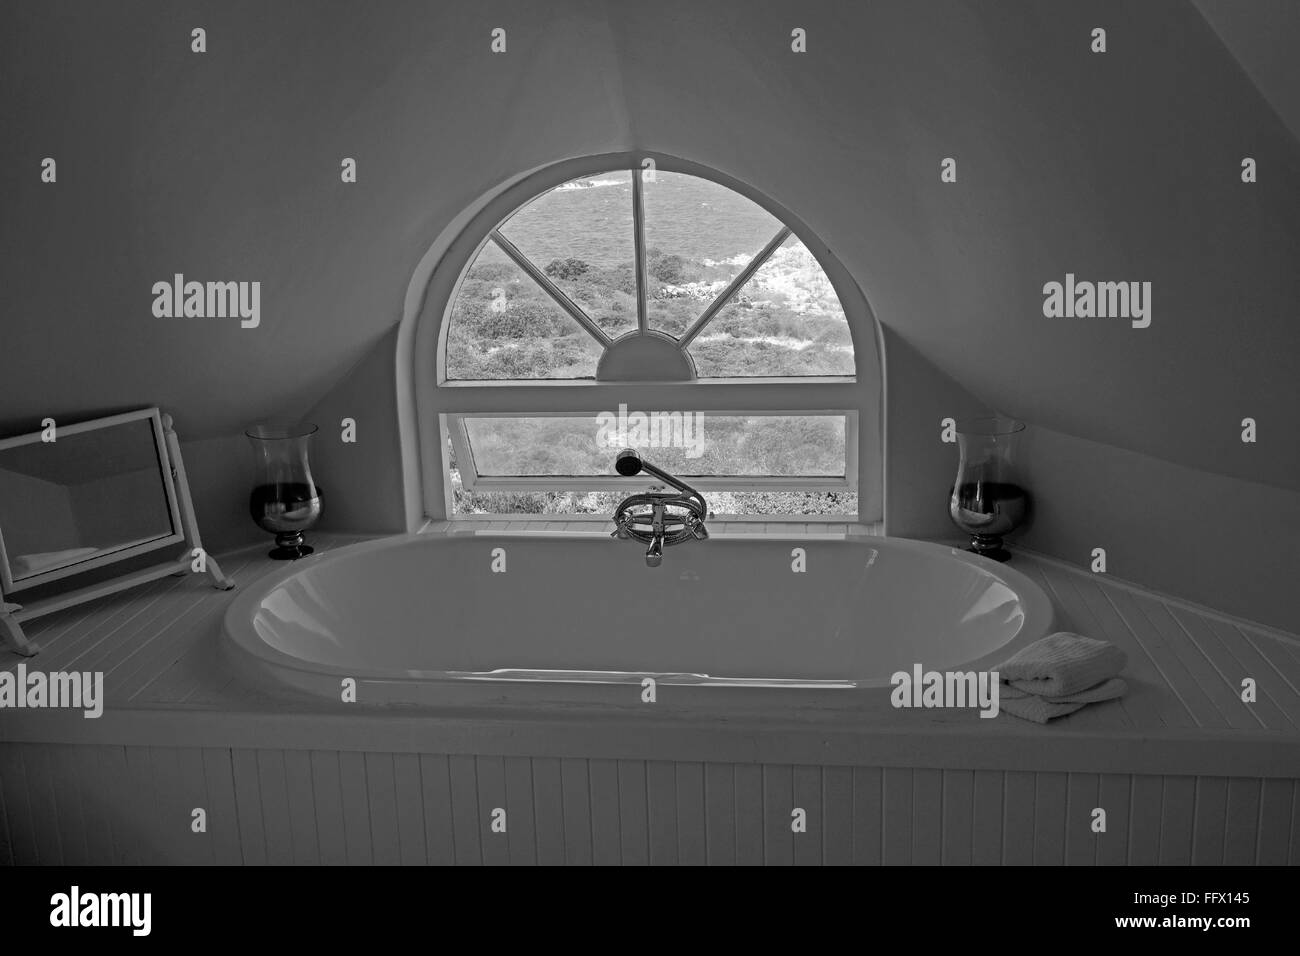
[246,423,323,560]
[948,417,1028,562]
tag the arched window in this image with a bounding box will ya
[414,156,881,522]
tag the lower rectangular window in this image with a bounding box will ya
[444,411,857,516]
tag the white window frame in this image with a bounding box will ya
[412,153,883,523]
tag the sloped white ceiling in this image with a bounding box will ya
[2,0,1296,494]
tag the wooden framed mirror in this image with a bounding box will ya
[0,407,233,656]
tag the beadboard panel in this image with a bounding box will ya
[1,743,1295,866]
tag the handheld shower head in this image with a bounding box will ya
[614,448,643,477]
[613,447,707,515]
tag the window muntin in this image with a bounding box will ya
[444,240,604,380]
[642,170,784,338]
[497,171,639,340]
[689,234,856,377]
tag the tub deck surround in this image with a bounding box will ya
[0,526,1297,779]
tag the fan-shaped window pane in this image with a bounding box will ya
[445,240,602,380]
[689,234,855,377]
[642,171,783,338]
[498,171,638,339]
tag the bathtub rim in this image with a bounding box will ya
[220,530,1056,696]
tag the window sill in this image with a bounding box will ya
[421,515,882,537]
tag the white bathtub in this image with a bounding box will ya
[221,533,1055,706]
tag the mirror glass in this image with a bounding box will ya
[0,415,177,584]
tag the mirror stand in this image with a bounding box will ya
[0,414,234,658]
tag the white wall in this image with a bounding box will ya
[177,434,267,553]
[1013,426,1300,633]
[881,325,993,540]
[304,325,408,536]
[2,1,1295,624]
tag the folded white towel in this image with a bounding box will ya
[996,632,1127,698]
[1000,677,1128,723]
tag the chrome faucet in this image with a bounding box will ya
[610,448,709,567]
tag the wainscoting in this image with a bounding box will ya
[1,743,1295,865]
